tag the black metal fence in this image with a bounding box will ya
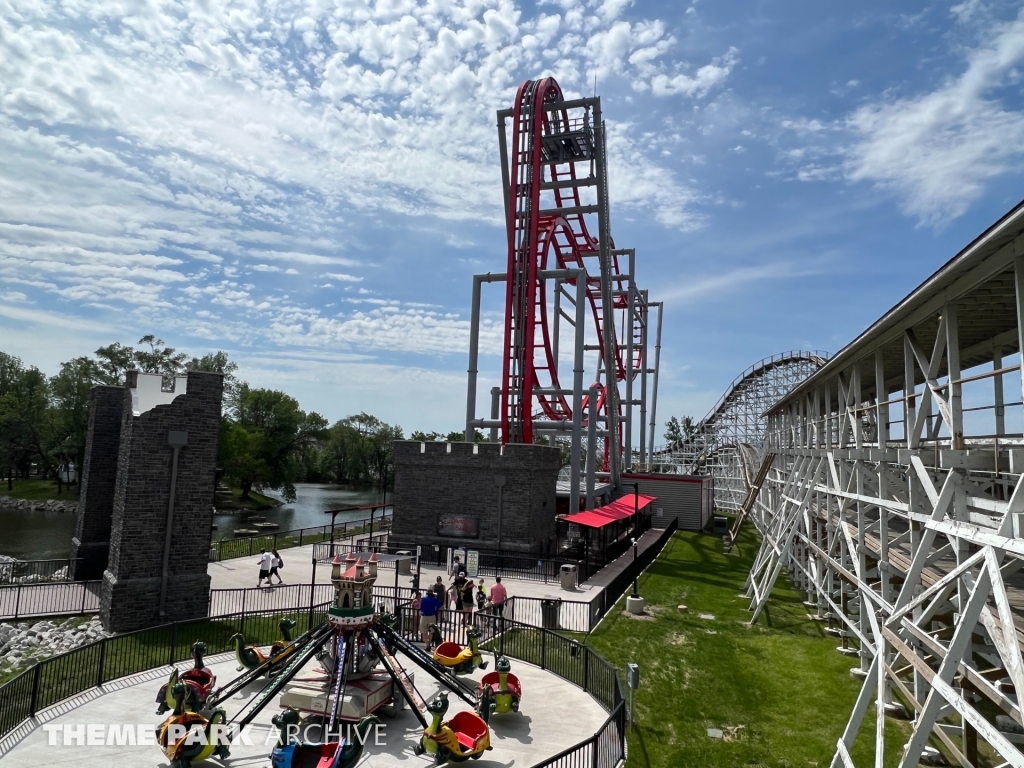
[212,513,392,561]
[0,580,101,620]
[0,558,80,584]
[0,602,332,743]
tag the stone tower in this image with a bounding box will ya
[96,370,223,632]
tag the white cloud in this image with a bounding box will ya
[649,47,739,98]
[844,11,1024,224]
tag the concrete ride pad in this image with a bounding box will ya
[1,649,608,768]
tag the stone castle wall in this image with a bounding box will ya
[69,386,125,581]
[390,440,561,554]
[99,371,222,632]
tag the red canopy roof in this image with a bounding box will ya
[564,494,656,529]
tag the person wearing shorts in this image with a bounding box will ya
[419,591,441,646]
[256,550,272,588]
[269,549,284,584]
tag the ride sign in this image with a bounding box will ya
[438,515,479,539]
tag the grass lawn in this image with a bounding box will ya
[1,478,79,502]
[583,526,912,767]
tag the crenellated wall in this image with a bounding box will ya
[390,440,561,554]
[97,370,223,632]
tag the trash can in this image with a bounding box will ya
[559,563,577,591]
[713,516,729,535]
[396,551,412,575]
[541,598,561,629]
[208,547,220,563]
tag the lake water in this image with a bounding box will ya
[0,484,388,561]
[212,484,389,541]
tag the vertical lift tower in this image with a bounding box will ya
[464,77,663,510]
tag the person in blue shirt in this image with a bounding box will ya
[419,590,441,647]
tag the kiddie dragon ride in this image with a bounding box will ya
[152,552,522,767]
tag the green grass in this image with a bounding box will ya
[1,478,79,502]
[582,527,912,767]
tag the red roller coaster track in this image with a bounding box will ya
[499,77,642,467]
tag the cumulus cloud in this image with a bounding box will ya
[0,0,729,359]
[844,11,1024,224]
[649,47,739,97]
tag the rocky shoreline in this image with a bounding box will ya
[0,494,78,513]
[0,616,110,678]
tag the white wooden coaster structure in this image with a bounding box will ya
[743,200,1024,767]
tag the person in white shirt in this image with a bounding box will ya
[257,550,273,588]
[269,549,284,584]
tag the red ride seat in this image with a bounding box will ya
[448,711,486,752]
[316,741,339,768]
[435,641,463,659]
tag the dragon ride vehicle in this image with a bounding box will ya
[157,682,230,768]
[157,640,217,715]
[415,692,492,764]
[229,618,299,675]
[429,625,488,675]
[269,708,380,768]
[477,655,521,715]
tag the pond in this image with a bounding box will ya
[0,484,389,561]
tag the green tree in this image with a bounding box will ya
[93,335,186,385]
[665,415,697,450]
[185,350,241,413]
[49,356,103,486]
[0,355,51,485]
[220,386,327,501]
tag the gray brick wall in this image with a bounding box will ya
[100,371,222,632]
[390,441,561,554]
[69,386,125,581]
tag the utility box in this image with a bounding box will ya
[397,551,412,575]
[713,516,729,535]
[627,663,640,690]
[541,598,561,629]
[559,563,577,591]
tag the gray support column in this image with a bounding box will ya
[1016,255,1024,435]
[497,109,511,226]
[593,104,620,490]
[624,251,635,470]
[587,385,597,511]
[647,302,663,462]
[465,274,483,442]
[552,277,562,367]
[489,387,500,442]
[639,289,649,467]
[465,273,506,442]
[569,271,587,512]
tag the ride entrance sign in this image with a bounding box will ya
[466,550,480,578]
[438,515,479,538]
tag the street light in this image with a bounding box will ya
[631,537,639,597]
[325,505,360,558]
[632,482,639,534]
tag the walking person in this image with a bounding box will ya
[256,549,273,588]
[431,575,446,604]
[269,549,285,584]
[475,580,487,613]
[419,589,441,648]
[488,576,508,616]
[460,578,475,627]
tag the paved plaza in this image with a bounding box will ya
[0,648,608,767]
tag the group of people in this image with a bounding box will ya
[412,556,508,647]
[255,549,285,587]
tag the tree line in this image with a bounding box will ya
[0,337,403,502]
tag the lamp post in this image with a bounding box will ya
[631,537,638,597]
[325,505,359,558]
[632,482,639,535]
[494,475,506,576]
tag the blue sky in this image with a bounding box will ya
[2,0,1024,441]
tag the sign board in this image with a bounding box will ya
[656,507,664,518]
[466,550,480,578]
[438,515,480,539]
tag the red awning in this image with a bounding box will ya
[564,494,657,529]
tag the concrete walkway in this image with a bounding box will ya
[1,649,608,767]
